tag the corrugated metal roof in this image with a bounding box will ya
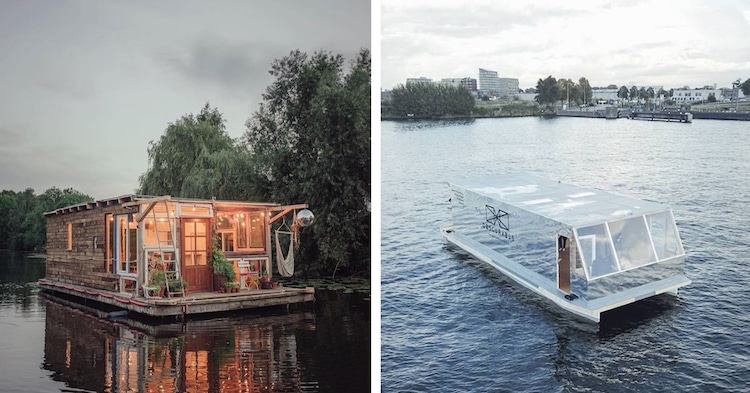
[448,173,670,227]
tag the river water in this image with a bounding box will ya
[381,117,750,392]
[0,251,370,392]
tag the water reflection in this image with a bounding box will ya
[43,295,316,393]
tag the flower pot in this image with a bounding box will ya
[213,274,227,292]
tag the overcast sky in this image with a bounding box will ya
[382,0,750,90]
[0,0,370,199]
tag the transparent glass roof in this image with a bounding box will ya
[575,211,684,280]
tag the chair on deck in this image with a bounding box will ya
[238,260,259,290]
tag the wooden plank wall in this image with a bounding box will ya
[46,206,131,291]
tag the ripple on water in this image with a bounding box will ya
[382,118,750,392]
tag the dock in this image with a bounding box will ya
[39,279,314,318]
[629,111,693,123]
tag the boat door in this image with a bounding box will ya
[557,235,571,294]
[181,218,212,291]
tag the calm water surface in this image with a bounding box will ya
[381,117,750,392]
[0,252,370,392]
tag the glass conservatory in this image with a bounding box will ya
[443,172,691,323]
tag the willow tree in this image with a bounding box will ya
[138,103,246,199]
[244,48,371,277]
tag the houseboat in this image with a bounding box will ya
[441,173,691,323]
[40,194,315,318]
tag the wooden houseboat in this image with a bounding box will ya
[442,173,691,323]
[40,194,315,318]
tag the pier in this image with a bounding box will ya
[628,111,693,123]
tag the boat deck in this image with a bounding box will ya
[39,279,315,318]
[441,226,690,323]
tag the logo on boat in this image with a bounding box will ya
[485,205,509,230]
[482,205,515,241]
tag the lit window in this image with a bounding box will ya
[67,223,73,251]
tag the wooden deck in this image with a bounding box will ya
[38,279,315,318]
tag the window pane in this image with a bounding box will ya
[195,252,207,265]
[249,212,264,248]
[609,216,656,269]
[575,224,619,278]
[647,212,683,260]
[221,232,234,252]
[185,238,195,251]
[238,214,247,248]
[217,215,232,230]
[196,237,206,251]
[196,222,206,236]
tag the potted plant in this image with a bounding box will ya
[167,279,188,296]
[223,281,240,293]
[212,245,236,291]
[149,270,167,297]
[260,267,272,289]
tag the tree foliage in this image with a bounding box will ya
[618,86,629,100]
[138,103,239,198]
[630,86,639,102]
[388,82,474,117]
[578,77,592,104]
[0,187,92,251]
[244,48,371,277]
[741,78,750,96]
[535,76,559,105]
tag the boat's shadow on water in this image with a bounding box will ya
[596,294,687,337]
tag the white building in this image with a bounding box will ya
[478,68,519,97]
[592,88,619,103]
[671,87,722,103]
[406,77,433,85]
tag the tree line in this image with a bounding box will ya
[3,48,371,278]
[0,187,92,251]
[384,82,475,118]
[536,75,750,107]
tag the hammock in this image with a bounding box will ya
[275,229,295,277]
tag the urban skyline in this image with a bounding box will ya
[382,0,750,92]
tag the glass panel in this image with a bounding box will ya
[249,212,264,248]
[195,252,207,265]
[185,254,195,266]
[221,232,234,252]
[196,222,206,236]
[196,237,206,251]
[647,211,683,260]
[106,214,114,273]
[185,237,195,251]
[118,216,128,265]
[609,216,656,270]
[157,221,172,243]
[184,222,195,236]
[238,214,247,248]
[217,215,233,230]
[575,224,619,278]
[128,228,137,263]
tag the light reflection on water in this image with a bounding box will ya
[0,252,370,393]
[381,117,750,392]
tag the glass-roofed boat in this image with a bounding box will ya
[441,172,690,323]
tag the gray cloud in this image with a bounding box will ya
[160,39,284,101]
